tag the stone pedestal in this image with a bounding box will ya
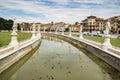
[102,35,112,50]
[31,31,36,39]
[55,29,57,34]
[9,19,19,49]
[79,32,83,40]
[37,25,41,39]
[31,23,36,40]
[79,25,83,40]
[21,28,23,32]
[62,29,64,35]
[50,29,52,33]
[69,27,72,37]
[9,31,19,48]
[44,27,46,33]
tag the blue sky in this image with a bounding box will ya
[0,0,120,23]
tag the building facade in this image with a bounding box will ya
[108,16,120,34]
[82,16,106,33]
[82,15,120,34]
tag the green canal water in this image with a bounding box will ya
[0,36,120,80]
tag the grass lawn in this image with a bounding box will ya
[83,35,120,48]
[0,32,32,47]
[84,36,105,43]
[65,33,120,48]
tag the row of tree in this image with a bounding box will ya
[0,17,13,31]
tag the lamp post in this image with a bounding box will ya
[102,20,112,50]
[9,19,19,48]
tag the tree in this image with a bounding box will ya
[0,17,13,31]
[17,23,21,30]
[75,22,79,25]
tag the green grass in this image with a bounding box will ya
[83,35,120,48]
[84,36,105,43]
[0,32,11,47]
[17,32,32,42]
[67,34,120,48]
[110,38,120,48]
[0,32,32,47]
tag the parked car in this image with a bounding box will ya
[83,31,89,35]
[117,35,120,39]
[91,31,102,36]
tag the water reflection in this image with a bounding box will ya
[0,36,120,80]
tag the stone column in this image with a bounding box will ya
[44,27,46,33]
[31,23,36,39]
[21,28,23,32]
[69,27,72,37]
[9,19,19,48]
[79,25,83,40]
[62,28,64,35]
[55,28,58,34]
[36,24,41,39]
[102,21,112,50]
[50,29,52,33]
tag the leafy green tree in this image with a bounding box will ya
[17,23,21,30]
[0,17,13,31]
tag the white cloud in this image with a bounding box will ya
[0,0,119,23]
[72,0,104,4]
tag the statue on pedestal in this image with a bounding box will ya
[12,19,17,32]
[105,21,111,35]
[102,20,112,50]
[79,25,83,39]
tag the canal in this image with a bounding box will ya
[0,36,120,80]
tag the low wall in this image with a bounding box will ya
[42,33,120,71]
[0,39,41,74]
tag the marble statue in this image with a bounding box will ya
[12,19,17,31]
[105,21,111,35]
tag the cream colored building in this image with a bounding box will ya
[82,16,106,33]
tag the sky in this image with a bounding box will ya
[0,0,120,24]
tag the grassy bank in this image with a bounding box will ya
[0,32,32,47]
[83,35,120,48]
[65,34,120,48]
